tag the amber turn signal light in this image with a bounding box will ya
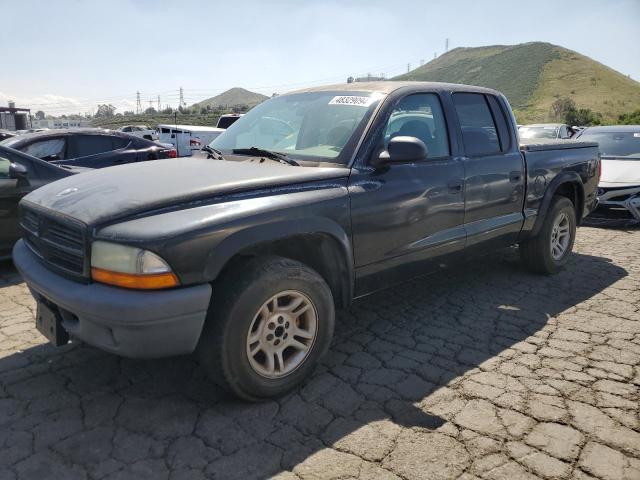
[91,267,179,290]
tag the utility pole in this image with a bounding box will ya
[157,95,161,111]
[445,38,449,52]
[179,87,185,109]
[136,91,142,115]
[407,63,411,73]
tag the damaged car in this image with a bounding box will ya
[576,126,640,222]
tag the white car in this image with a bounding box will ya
[576,126,640,221]
[119,125,159,141]
[157,124,225,156]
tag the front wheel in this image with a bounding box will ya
[520,196,576,274]
[197,256,335,401]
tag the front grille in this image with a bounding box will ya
[19,204,87,278]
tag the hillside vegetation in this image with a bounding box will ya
[394,42,640,123]
[91,113,221,130]
[191,87,268,110]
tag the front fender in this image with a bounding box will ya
[203,216,353,280]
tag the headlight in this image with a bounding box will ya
[90,241,179,289]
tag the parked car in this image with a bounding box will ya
[0,129,177,168]
[158,124,224,156]
[519,123,576,140]
[216,114,244,129]
[13,82,599,400]
[0,130,16,141]
[0,145,87,259]
[118,125,159,141]
[575,125,640,221]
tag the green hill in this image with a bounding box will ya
[394,42,640,123]
[191,87,268,110]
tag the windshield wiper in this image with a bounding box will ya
[202,145,226,160]
[232,147,299,166]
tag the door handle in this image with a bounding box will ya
[447,181,463,194]
[509,171,522,183]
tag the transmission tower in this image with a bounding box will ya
[445,38,449,52]
[407,63,411,73]
[157,95,161,111]
[136,91,142,115]
[179,87,185,109]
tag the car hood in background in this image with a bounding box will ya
[22,157,349,226]
[599,158,640,188]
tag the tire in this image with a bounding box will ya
[520,196,576,274]
[197,255,335,401]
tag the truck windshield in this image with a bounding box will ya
[578,131,640,159]
[210,91,383,164]
[519,126,559,139]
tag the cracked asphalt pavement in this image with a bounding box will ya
[1,225,639,480]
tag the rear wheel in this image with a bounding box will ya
[197,256,335,401]
[520,196,576,274]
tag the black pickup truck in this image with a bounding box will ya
[13,82,599,400]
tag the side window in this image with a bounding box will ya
[112,137,129,149]
[384,93,450,158]
[22,138,66,160]
[452,93,501,156]
[69,135,116,158]
[486,95,511,151]
[122,126,132,132]
[0,157,11,178]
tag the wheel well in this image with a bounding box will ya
[554,181,584,222]
[218,234,352,309]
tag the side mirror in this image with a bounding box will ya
[41,154,60,162]
[373,136,428,167]
[9,162,28,178]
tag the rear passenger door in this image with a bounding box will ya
[452,93,525,251]
[64,134,135,168]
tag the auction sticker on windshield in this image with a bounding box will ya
[329,96,376,107]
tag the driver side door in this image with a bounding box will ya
[348,92,466,296]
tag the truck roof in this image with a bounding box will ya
[290,81,502,96]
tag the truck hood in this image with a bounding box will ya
[599,158,640,188]
[23,157,349,226]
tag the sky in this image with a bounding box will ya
[2,0,639,115]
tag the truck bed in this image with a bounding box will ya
[519,139,598,152]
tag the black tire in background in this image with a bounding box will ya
[197,255,335,401]
[520,196,577,274]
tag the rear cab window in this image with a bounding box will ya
[452,93,501,156]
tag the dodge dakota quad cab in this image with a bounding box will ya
[13,82,600,400]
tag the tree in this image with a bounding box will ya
[35,110,45,120]
[144,107,157,115]
[551,98,575,120]
[618,110,640,125]
[551,97,601,126]
[123,110,135,116]
[565,108,602,126]
[200,107,208,115]
[161,107,174,114]
[95,104,116,117]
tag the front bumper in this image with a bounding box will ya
[13,240,212,359]
[595,186,640,221]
